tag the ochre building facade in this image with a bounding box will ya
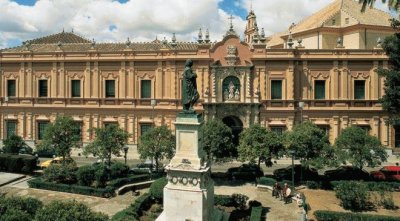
[0,0,398,151]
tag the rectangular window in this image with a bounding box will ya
[358,125,370,135]
[75,121,83,141]
[395,126,400,147]
[141,80,151,99]
[354,80,365,100]
[317,125,330,136]
[104,122,118,128]
[314,80,325,99]
[71,80,81,97]
[7,80,16,97]
[140,123,153,136]
[5,121,17,138]
[270,127,285,135]
[271,80,282,100]
[39,80,48,97]
[37,121,49,140]
[105,80,115,98]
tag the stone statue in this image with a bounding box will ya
[228,81,235,99]
[234,88,240,100]
[182,59,199,112]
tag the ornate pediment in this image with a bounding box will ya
[100,72,119,79]
[225,45,238,66]
[351,71,370,79]
[310,71,330,79]
[67,72,84,79]
[34,72,50,78]
[4,72,19,79]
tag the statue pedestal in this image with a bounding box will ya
[157,113,214,221]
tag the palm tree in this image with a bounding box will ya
[359,0,399,11]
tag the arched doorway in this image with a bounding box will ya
[222,116,243,146]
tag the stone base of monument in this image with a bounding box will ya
[156,113,218,221]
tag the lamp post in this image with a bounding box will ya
[123,146,129,165]
[298,101,304,123]
[288,149,295,188]
[151,99,156,121]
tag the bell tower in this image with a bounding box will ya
[244,9,258,44]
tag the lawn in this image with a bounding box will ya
[300,189,400,221]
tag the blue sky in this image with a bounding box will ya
[0,0,393,49]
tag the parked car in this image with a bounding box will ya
[273,165,319,181]
[130,160,164,174]
[324,166,370,181]
[18,145,34,155]
[371,166,400,181]
[226,164,264,180]
[40,157,76,169]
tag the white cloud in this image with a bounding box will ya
[0,0,394,49]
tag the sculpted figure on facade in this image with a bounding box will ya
[182,59,199,112]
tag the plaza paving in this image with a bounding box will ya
[0,176,301,221]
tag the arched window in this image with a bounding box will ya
[223,76,240,101]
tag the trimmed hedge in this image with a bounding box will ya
[28,178,115,198]
[258,177,277,186]
[331,181,400,192]
[250,206,262,221]
[305,180,400,192]
[214,195,235,207]
[0,154,37,173]
[111,193,152,221]
[314,210,400,221]
[149,177,168,201]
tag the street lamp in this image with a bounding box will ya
[123,146,129,165]
[151,99,156,120]
[288,149,296,188]
[298,101,304,123]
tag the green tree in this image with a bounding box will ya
[359,0,399,11]
[138,125,175,172]
[238,124,284,167]
[83,124,128,167]
[34,200,108,221]
[200,119,235,162]
[2,134,26,154]
[37,116,81,164]
[335,126,388,170]
[284,121,331,169]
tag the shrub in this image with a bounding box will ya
[28,178,115,198]
[0,154,35,173]
[108,174,150,189]
[334,181,371,211]
[249,206,262,221]
[258,177,276,186]
[109,162,129,179]
[149,177,167,202]
[93,163,109,188]
[248,200,262,207]
[0,195,43,221]
[76,165,96,186]
[112,193,151,221]
[232,193,249,210]
[378,190,397,210]
[2,134,26,154]
[21,156,37,173]
[214,195,235,207]
[1,208,31,221]
[43,164,77,184]
[34,200,108,221]
[314,210,400,221]
[306,180,320,189]
[331,181,400,192]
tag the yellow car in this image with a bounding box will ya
[40,157,76,169]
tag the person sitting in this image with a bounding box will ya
[283,183,292,204]
[272,182,282,199]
